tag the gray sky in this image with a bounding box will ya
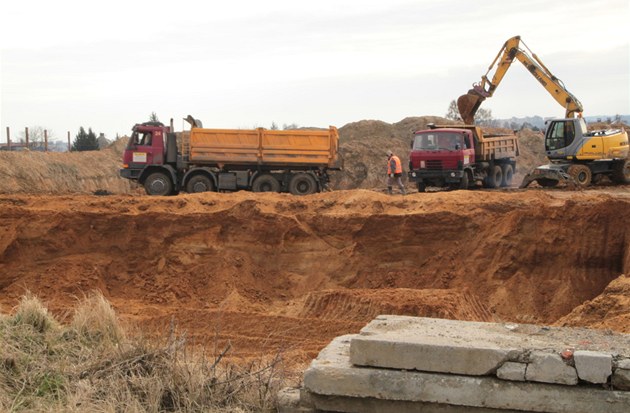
[1,0,628,142]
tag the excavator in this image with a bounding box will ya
[457,35,629,188]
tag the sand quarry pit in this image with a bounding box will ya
[1,188,630,367]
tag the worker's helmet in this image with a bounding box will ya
[386,150,393,157]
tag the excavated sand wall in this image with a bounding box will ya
[0,190,629,361]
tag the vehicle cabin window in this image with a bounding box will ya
[413,133,465,150]
[546,121,575,151]
[139,132,152,146]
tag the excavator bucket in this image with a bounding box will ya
[457,92,485,125]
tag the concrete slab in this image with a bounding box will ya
[305,335,630,413]
[573,350,612,384]
[525,351,578,385]
[497,362,526,381]
[349,315,630,378]
[306,391,531,413]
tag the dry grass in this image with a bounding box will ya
[0,292,291,412]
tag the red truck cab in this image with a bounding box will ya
[120,122,179,194]
[408,128,475,191]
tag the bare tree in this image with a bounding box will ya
[445,100,461,121]
[17,126,53,150]
[445,100,494,125]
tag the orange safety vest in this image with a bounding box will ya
[387,155,403,174]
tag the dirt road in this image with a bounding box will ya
[1,188,629,363]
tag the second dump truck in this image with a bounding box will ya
[120,116,342,196]
[407,124,519,191]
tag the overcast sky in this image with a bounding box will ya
[1,0,628,142]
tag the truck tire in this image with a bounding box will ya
[252,174,280,192]
[501,164,514,187]
[144,172,173,196]
[612,160,630,184]
[417,182,427,192]
[186,174,214,193]
[567,164,592,187]
[289,173,317,195]
[486,165,502,189]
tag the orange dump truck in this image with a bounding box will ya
[120,116,342,195]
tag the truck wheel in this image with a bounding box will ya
[252,174,280,192]
[144,172,173,196]
[501,164,514,187]
[460,171,470,190]
[567,164,592,187]
[417,182,427,192]
[612,160,630,184]
[486,165,502,189]
[289,173,317,195]
[186,175,214,193]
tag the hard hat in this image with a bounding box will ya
[386,150,393,156]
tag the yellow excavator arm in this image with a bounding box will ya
[457,36,584,124]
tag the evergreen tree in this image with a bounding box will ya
[149,112,160,123]
[72,126,99,151]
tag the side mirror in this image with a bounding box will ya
[410,140,414,149]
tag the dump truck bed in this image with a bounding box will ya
[184,127,340,168]
[431,125,519,162]
[476,133,519,162]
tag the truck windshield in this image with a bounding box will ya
[413,132,464,151]
[127,131,152,148]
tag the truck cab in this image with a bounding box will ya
[408,128,476,191]
[120,122,179,195]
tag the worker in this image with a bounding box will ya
[386,150,406,195]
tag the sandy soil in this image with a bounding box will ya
[1,187,629,364]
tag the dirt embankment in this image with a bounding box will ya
[0,138,137,195]
[1,189,629,361]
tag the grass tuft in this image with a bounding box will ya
[69,291,125,347]
[11,293,59,334]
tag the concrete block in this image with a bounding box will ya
[573,350,612,384]
[617,358,630,369]
[612,369,630,391]
[497,362,527,381]
[304,335,630,413]
[348,315,630,377]
[277,387,316,413]
[614,359,630,390]
[525,351,578,385]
